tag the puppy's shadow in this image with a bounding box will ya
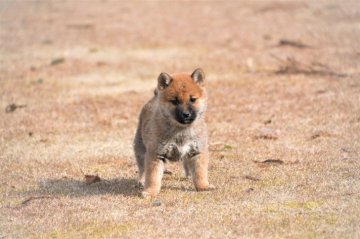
[32,177,139,197]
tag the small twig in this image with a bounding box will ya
[278,39,310,48]
[254,159,284,164]
[21,196,58,205]
[244,175,261,181]
[270,54,348,77]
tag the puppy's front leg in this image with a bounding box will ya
[190,151,215,191]
[142,152,164,198]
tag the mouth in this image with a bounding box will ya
[176,118,195,125]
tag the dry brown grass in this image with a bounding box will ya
[1,0,360,238]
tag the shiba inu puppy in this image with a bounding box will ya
[134,68,214,197]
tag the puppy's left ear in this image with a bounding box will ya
[191,68,205,85]
[158,72,172,90]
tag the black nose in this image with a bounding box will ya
[182,112,191,119]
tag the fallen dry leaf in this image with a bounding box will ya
[264,119,272,125]
[50,58,65,66]
[84,175,101,185]
[5,103,27,113]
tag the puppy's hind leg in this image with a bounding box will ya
[183,158,192,179]
[134,127,146,188]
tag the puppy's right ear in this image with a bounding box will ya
[191,68,205,85]
[157,72,172,90]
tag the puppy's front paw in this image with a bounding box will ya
[140,191,150,198]
[196,183,216,192]
[140,190,158,198]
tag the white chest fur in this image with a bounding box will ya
[179,143,192,158]
[159,141,199,161]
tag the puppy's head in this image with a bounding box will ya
[156,68,207,126]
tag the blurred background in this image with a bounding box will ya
[1,0,359,94]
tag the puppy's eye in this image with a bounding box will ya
[190,97,197,103]
[170,98,180,105]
